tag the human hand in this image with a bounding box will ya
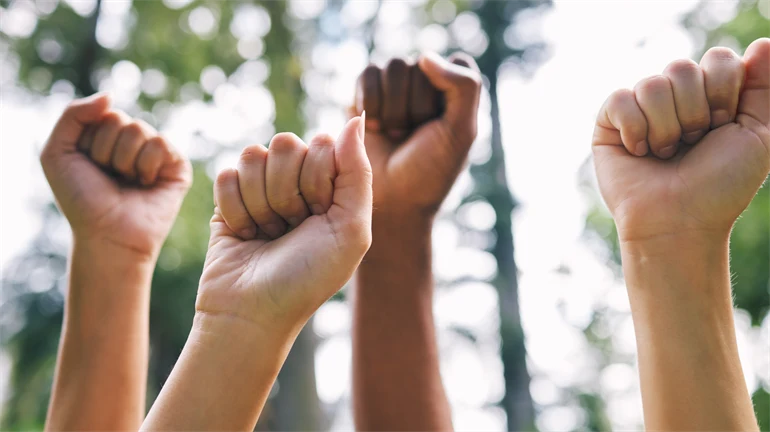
[592,38,770,245]
[351,53,482,226]
[40,94,192,260]
[196,116,372,333]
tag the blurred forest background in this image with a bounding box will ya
[0,0,768,430]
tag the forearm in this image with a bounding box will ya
[46,239,155,431]
[141,312,295,431]
[352,216,452,431]
[621,233,758,431]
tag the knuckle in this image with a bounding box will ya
[310,133,335,149]
[664,58,701,78]
[607,88,634,109]
[215,168,238,187]
[703,46,740,64]
[385,58,408,73]
[269,133,305,153]
[240,144,267,163]
[146,135,168,153]
[361,64,381,79]
[101,111,124,129]
[634,75,671,94]
[121,122,145,139]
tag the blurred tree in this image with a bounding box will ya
[0,0,317,430]
[468,1,554,430]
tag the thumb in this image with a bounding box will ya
[738,38,770,127]
[331,114,372,218]
[418,51,482,145]
[44,93,112,155]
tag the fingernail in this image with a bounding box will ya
[711,109,730,127]
[683,131,703,144]
[240,227,256,239]
[264,223,283,238]
[310,204,325,215]
[635,140,648,156]
[358,111,366,142]
[658,145,677,159]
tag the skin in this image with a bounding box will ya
[592,38,770,431]
[42,94,192,431]
[351,52,482,431]
[141,116,372,431]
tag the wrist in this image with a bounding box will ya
[72,229,164,265]
[619,229,730,259]
[190,310,297,361]
[368,210,434,260]
[619,229,734,327]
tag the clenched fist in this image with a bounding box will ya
[352,52,482,221]
[196,116,372,330]
[40,94,192,259]
[593,38,770,243]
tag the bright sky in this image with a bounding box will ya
[1,1,767,431]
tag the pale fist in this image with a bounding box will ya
[40,94,192,258]
[352,52,482,221]
[593,38,770,243]
[196,117,372,331]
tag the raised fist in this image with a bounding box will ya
[592,38,770,243]
[352,52,482,221]
[196,117,372,329]
[40,94,192,259]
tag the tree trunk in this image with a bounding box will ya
[489,67,535,432]
[74,0,101,96]
[475,59,536,432]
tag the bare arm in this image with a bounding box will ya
[622,235,758,431]
[46,241,154,430]
[41,94,191,431]
[353,217,451,430]
[351,53,482,430]
[592,38,770,430]
[142,117,371,430]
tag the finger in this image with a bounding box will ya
[300,134,336,215]
[237,144,287,239]
[381,58,411,140]
[136,136,170,186]
[214,168,257,240]
[331,114,372,219]
[112,120,154,179]
[418,51,482,147]
[738,38,770,127]
[663,59,711,144]
[634,76,681,159]
[44,93,111,155]
[593,88,649,157]
[356,65,382,131]
[77,124,98,153]
[90,110,131,166]
[408,65,441,129]
[700,46,745,128]
[266,133,310,228]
